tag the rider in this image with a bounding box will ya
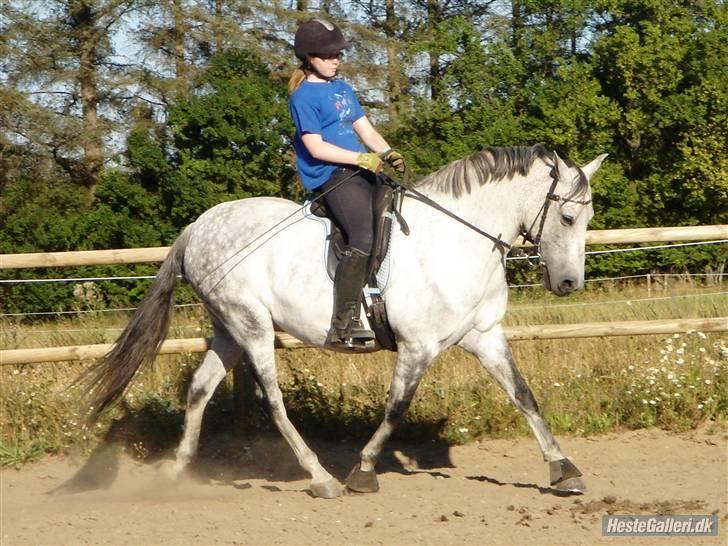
[289,18,407,349]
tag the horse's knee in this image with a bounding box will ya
[186,381,205,406]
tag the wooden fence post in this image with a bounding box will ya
[647,273,652,298]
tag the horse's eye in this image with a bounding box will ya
[561,214,574,226]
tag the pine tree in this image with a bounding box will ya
[1,0,138,204]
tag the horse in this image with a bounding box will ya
[76,144,607,498]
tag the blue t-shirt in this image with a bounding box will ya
[289,79,366,190]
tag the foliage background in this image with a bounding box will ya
[1,0,726,313]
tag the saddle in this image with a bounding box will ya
[307,176,408,352]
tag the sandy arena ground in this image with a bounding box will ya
[1,427,726,545]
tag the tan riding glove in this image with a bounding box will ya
[379,149,407,174]
[356,152,383,174]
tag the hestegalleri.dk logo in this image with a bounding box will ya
[602,515,718,536]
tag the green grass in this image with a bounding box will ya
[1,280,726,466]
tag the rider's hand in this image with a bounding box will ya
[379,149,407,174]
[356,152,383,174]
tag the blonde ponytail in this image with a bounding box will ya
[288,68,306,93]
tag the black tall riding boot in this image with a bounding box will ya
[325,248,375,350]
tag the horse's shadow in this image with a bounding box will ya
[50,400,456,495]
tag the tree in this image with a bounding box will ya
[1,0,138,204]
[592,0,728,226]
[163,48,296,225]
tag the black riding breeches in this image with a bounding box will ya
[319,168,378,256]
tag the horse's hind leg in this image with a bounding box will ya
[459,326,586,494]
[224,311,344,498]
[347,343,434,493]
[163,324,242,479]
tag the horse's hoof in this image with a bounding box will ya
[549,458,585,494]
[345,465,379,493]
[156,460,184,482]
[310,478,344,499]
[552,476,587,494]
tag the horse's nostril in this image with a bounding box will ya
[560,279,574,292]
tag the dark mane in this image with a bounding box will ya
[415,144,557,197]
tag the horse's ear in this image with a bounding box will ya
[582,153,608,179]
[553,152,570,179]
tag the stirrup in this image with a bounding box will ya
[325,323,375,351]
[347,319,375,341]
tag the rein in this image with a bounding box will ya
[387,162,591,267]
[401,184,518,256]
[385,170,546,264]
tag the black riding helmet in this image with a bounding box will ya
[294,18,350,60]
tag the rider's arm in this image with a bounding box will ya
[353,116,390,154]
[301,133,361,165]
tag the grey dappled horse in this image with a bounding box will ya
[77,145,607,498]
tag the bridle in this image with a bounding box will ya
[398,162,592,267]
[517,164,592,268]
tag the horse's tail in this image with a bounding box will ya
[75,226,192,422]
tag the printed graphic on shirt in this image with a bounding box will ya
[333,91,355,136]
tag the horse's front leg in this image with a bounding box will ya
[347,342,435,493]
[459,325,586,493]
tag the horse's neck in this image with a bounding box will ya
[415,169,545,247]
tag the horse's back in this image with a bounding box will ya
[182,196,330,314]
[194,196,298,226]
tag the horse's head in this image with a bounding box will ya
[525,152,607,296]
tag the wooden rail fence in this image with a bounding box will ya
[1,225,726,269]
[2,317,726,365]
[1,224,726,366]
